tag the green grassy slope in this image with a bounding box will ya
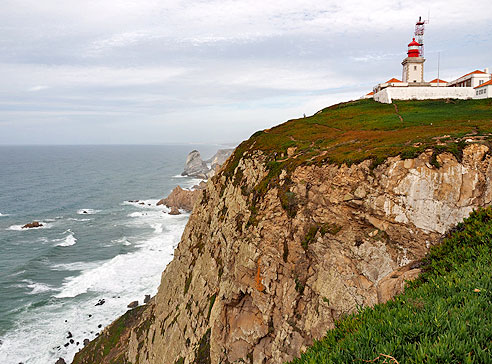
[224,99,492,179]
[290,207,492,364]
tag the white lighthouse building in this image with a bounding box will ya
[402,38,425,83]
[368,17,491,104]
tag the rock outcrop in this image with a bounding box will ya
[22,221,43,229]
[182,150,210,179]
[181,149,234,179]
[74,143,492,364]
[157,182,206,212]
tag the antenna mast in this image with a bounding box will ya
[414,16,429,57]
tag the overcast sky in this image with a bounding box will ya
[1,0,491,145]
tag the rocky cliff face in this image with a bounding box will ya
[73,143,492,364]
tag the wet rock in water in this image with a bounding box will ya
[82,211,88,214]
[168,206,181,215]
[88,314,92,318]
[64,343,69,347]
[22,221,43,229]
[127,300,139,308]
[98,324,102,328]
[83,339,90,346]
[95,299,105,306]
[66,332,72,339]
[69,339,74,344]
[144,294,151,303]
[76,342,79,346]
[138,202,145,205]
[55,358,66,364]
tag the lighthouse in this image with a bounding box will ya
[402,37,425,83]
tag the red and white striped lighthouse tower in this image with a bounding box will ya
[401,18,426,83]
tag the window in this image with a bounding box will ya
[479,80,484,85]
[477,91,479,95]
[414,66,417,70]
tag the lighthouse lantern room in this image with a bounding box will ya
[402,37,425,83]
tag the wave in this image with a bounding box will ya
[51,261,102,272]
[111,237,131,246]
[23,280,57,295]
[54,230,77,247]
[77,209,100,215]
[122,199,160,208]
[0,212,9,217]
[67,217,91,222]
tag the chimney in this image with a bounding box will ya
[485,68,490,74]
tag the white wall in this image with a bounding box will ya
[475,86,491,99]
[374,87,475,104]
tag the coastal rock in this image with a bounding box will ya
[144,295,151,304]
[95,299,105,306]
[55,359,66,364]
[22,221,43,229]
[157,186,203,212]
[127,301,138,308]
[83,339,90,346]
[73,144,492,364]
[181,150,209,178]
[168,207,181,215]
[207,149,234,171]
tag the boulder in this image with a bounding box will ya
[83,339,90,346]
[181,150,209,178]
[168,207,181,215]
[95,299,105,306]
[55,359,66,364]
[127,301,139,309]
[66,332,72,339]
[157,186,202,212]
[144,294,151,304]
[22,221,43,229]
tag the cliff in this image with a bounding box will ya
[73,99,492,364]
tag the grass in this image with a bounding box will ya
[289,206,492,364]
[221,98,492,218]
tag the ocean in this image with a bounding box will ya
[0,145,219,364]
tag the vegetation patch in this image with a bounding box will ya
[290,206,492,363]
[301,225,319,251]
[207,293,217,320]
[72,305,146,364]
[184,272,193,295]
[195,328,212,364]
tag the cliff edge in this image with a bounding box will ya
[73,98,492,364]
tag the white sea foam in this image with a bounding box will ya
[0,196,188,364]
[23,280,57,295]
[77,209,100,215]
[51,261,102,271]
[54,230,77,247]
[111,237,131,246]
[67,217,91,222]
[0,212,9,217]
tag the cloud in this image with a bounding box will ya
[0,0,491,144]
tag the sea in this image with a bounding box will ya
[0,145,220,364]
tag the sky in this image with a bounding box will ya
[1,0,491,145]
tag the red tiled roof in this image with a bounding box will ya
[366,91,374,95]
[474,79,492,89]
[430,78,448,83]
[385,78,402,83]
[459,70,486,79]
